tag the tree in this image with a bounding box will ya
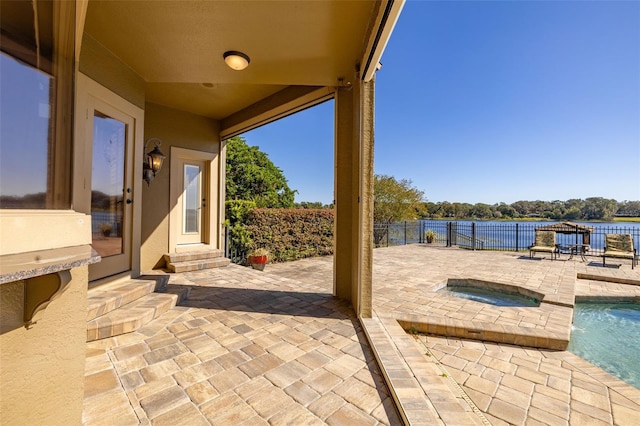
[225,136,296,208]
[373,175,424,246]
[469,203,492,219]
[495,203,517,218]
[617,201,640,217]
[294,201,329,209]
[581,197,618,221]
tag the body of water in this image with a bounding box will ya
[381,220,640,250]
[417,220,640,253]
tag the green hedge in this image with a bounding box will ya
[245,208,334,262]
[225,200,257,257]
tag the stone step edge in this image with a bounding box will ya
[86,287,189,342]
[362,316,485,426]
[86,276,170,321]
[360,317,440,425]
[163,249,225,264]
[577,272,640,287]
[87,293,177,341]
[167,257,230,273]
[87,280,156,321]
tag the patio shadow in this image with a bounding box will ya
[173,285,355,319]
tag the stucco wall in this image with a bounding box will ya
[333,78,374,317]
[141,102,221,270]
[0,267,88,425]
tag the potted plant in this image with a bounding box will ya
[247,248,270,271]
[425,229,436,244]
[100,223,112,237]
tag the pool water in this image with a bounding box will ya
[441,286,540,307]
[568,302,640,389]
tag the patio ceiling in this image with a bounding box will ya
[83,0,397,120]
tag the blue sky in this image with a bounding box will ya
[242,0,640,205]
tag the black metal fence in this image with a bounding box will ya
[91,211,123,236]
[224,226,246,264]
[226,220,640,261]
[376,220,640,258]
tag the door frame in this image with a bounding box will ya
[169,147,218,252]
[74,74,144,280]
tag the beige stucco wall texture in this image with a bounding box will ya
[0,268,89,425]
[359,77,375,318]
[79,33,146,109]
[334,85,356,303]
[333,76,375,317]
[141,102,222,270]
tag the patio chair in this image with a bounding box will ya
[529,230,558,260]
[603,234,637,269]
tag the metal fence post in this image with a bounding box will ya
[404,221,407,245]
[224,226,229,258]
[472,222,476,251]
[452,221,458,246]
[386,223,389,247]
[446,222,450,247]
[515,223,519,252]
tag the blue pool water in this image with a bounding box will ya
[568,302,640,389]
[442,286,540,307]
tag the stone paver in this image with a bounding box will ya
[84,245,640,425]
[267,245,640,425]
[84,262,401,425]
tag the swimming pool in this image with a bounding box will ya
[568,302,640,389]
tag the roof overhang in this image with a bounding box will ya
[80,0,404,127]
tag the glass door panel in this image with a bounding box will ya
[91,112,126,258]
[183,164,201,234]
[176,157,206,246]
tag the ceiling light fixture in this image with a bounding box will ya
[223,51,250,71]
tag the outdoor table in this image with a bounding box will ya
[568,244,589,261]
[555,244,589,261]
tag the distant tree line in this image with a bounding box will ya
[293,201,333,209]
[422,199,640,221]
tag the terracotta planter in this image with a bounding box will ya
[248,255,267,271]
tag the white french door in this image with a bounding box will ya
[76,74,143,282]
[88,99,134,280]
[178,159,207,245]
[169,147,217,251]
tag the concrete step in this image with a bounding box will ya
[86,286,189,342]
[167,256,230,273]
[87,279,161,321]
[163,249,225,264]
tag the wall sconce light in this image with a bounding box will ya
[223,51,250,71]
[143,138,166,186]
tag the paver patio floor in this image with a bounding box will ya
[84,245,640,425]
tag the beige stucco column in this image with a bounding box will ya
[0,268,89,424]
[334,76,375,318]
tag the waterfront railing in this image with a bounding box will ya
[375,220,640,257]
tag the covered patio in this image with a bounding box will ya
[84,246,640,425]
[1,2,404,423]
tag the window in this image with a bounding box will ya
[0,1,75,209]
